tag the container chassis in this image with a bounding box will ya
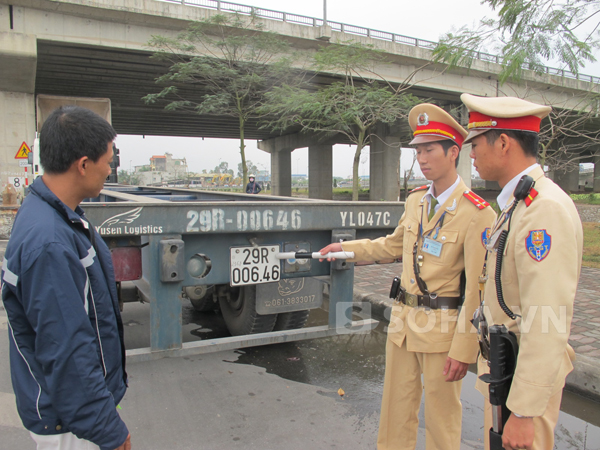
[84,185,405,361]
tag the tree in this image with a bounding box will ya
[118,170,141,185]
[238,160,258,177]
[144,13,300,186]
[401,149,418,201]
[214,161,229,174]
[433,0,600,84]
[262,42,419,200]
[537,92,600,177]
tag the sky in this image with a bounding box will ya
[116,0,600,178]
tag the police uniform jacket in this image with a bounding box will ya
[343,178,496,362]
[476,165,582,417]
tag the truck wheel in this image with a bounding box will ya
[218,285,277,336]
[273,310,310,331]
[189,296,217,312]
[185,286,217,312]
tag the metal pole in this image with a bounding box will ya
[323,0,327,24]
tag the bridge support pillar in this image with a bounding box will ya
[0,91,35,192]
[458,143,472,189]
[554,162,579,193]
[369,128,400,201]
[593,155,600,193]
[271,148,292,197]
[0,32,37,199]
[308,145,332,200]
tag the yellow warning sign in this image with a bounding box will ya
[15,142,31,159]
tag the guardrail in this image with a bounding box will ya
[161,0,600,85]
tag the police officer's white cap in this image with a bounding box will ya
[408,104,467,147]
[461,94,552,143]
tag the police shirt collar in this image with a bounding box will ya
[497,163,539,210]
[423,175,460,212]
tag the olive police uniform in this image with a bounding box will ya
[342,104,496,450]
[462,94,583,450]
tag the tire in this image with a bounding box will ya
[189,296,217,312]
[218,285,278,336]
[273,310,310,331]
[186,286,217,312]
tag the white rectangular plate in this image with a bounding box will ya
[230,245,281,286]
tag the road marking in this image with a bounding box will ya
[0,392,23,429]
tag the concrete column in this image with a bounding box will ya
[458,143,472,189]
[0,92,36,195]
[594,155,600,193]
[554,165,579,193]
[308,144,333,200]
[455,104,476,190]
[271,148,292,197]
[369,127,400,201]
[0,32,37,205]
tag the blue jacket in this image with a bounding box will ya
[245,181,261,194]
[1,178,128,450]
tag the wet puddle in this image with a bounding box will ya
[121,300,600,449]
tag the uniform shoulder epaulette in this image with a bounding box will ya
[524,188,538,207]
[463,190,490,210]
[408,185,430,195]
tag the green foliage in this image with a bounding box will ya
[582,222,600,268]
[433,0,599,84]
[261,42,419,200]
[238,160,258,178]
[571,193,600,204]
[214,161,229,174]
[117,170,141,185]
[144,13,301,186]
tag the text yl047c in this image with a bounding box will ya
[230,245,281,286]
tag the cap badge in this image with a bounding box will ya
[417,113,429,126]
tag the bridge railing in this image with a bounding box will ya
[162,0,600,85]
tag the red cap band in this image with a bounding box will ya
[413,120,464,147]
[468,112,542,133]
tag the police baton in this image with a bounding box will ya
[275,251,355,260]
[479,324,519,449]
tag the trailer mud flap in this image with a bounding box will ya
[255,277,323,314]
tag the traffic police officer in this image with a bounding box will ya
[320,104,496,450]
[462,94,583,450]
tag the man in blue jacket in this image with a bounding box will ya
[1,106,131,450]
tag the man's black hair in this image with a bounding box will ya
[439,139,460,168]
[484,129,539,158]
[40,105,117,174]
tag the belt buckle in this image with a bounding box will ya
[406,293,416,307]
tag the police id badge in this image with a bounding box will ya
[422,237,443,257]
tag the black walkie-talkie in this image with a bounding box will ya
[494,174,535,321]
[513,175,534,201]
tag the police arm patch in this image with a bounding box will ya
[481,227,491,249]
[526,229,551,261]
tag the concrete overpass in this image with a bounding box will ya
[1,0,598,201]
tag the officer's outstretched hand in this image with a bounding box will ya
[443,357,468,382]
[318,243,343,261]
[501,415,534,450]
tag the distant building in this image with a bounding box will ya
[256,170,271,185]
[136,152,188,186]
